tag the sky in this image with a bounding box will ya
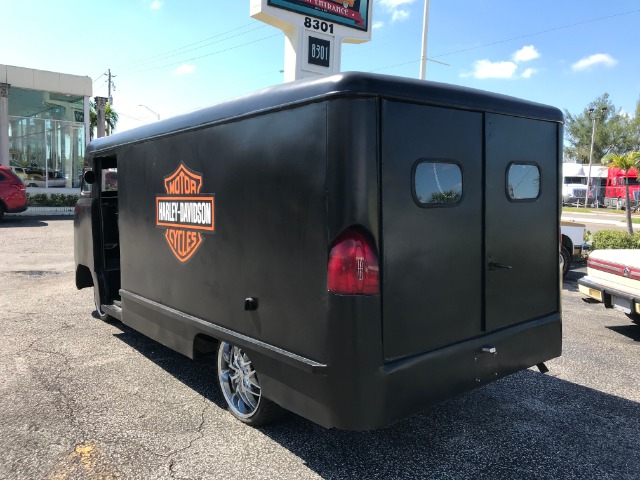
[1,0,638,134]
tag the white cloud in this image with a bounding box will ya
[379,0,415,22]
[150,0,163,9]
[513,45,540,63]
[464,45,541,80]
[572,53,617,72]
[379,0,415,8]
[174,64,196,75]
[372,21,384,30]
[391,9,410,22]
[468,59,518,79]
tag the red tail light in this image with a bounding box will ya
[328,227,380,295]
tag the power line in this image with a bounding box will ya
[115,22,267,71]
[367,8,640,74]
[113,3,384,75]
[432,8,640,60]
[126,32,283,75]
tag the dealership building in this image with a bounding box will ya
[0,64,92,191]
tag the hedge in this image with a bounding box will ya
[591,230,640,250]
[27,193,79,207]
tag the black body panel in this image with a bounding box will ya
[484,114,559,330]
[118,103,329,362]
[381,102,484,359]
[74,72,563,430]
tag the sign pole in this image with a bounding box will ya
[251,0,372,81]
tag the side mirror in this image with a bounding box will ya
[83,170,96,184]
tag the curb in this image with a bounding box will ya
[15,207,74,216]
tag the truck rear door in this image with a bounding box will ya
[381,102,559,360]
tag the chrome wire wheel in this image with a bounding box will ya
[217,342,262,419]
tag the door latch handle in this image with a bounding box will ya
[488,261,512,271]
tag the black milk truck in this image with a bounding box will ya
[74,72,563,430]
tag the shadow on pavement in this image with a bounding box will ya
[108,318,640,479]
[607,324,640,342]
[257,372,640,479]
[0,215,72,228]
[110,319,226,410]
[562,267,586,292]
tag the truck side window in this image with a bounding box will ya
[507,163,540,200]
[413,161,463,207]
[102,168,118,192]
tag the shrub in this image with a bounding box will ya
[27,193,79,207]
[591,230,640,250]
[27,193,50,206]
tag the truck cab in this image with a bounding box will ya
[562,163,588,206]
[604,167,640,210]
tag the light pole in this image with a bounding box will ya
[139,104,160,121]
[419,0,430,80]
[418,1,449,79]
[584,106,606,208]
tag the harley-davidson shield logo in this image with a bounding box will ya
[156,163,215,262]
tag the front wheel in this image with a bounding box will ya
[216,341,281,426]
[561,245,571,279]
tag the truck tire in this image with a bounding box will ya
[94,304,113,322]
[0,203,5,221]
[93,288,113,322]
[561,245,571,278]
[216,341,282,426]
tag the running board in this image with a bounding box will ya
[102,302,123,321]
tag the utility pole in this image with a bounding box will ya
[107,69,116,105]
[105,69,116,135]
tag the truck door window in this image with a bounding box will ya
[413,161,463,207]
[102,168,118,192]
[507,163,540,201]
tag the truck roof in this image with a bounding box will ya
[562,163,585,176]
[87,72,564,156]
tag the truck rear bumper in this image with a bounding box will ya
[377,313,561,429]
[261,313,562,430]
[574,242,590,257]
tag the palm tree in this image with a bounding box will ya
[605,151,640,235]
[89,101,119,140]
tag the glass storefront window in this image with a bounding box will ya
[7,88,85,188]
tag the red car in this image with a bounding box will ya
[0,166,28,220]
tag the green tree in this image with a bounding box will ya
[89,101,119,140]
[604,151,640,235]
[564,94,639,164]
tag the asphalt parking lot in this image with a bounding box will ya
[1,216,639,480]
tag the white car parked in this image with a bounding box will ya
[579,249,640,323]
